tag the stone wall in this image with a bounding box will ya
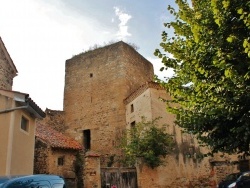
[34,139,49,174]
[34,139,79,186]
[63,41,154,160]
[47,148,77,179]
[38,109,66,133]
[0,47,15,90]
[84,152,101,188]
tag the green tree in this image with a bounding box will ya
[155,0,250,155]
[119,117,174,168]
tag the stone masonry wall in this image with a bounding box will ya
[0,47,15,90]
[47,148,77,179]
[63,42,154,162]
[34,139,49,174]
[34,139,78,179]
[84,153,101,188]
[38,109,66,133]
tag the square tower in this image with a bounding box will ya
[63,41,154,160]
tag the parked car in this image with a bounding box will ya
[0,174,66,188]
[235,171,250,188]
[217,172,242,188]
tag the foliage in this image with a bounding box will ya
[73,40,139,57]
[119,117,174,169]
[107,154,116,167]
[155,0,250,155]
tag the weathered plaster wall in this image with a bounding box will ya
[126,86,239,187]
[0,95,12,175]
[10,108,36,175]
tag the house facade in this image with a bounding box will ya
[0,90,45,176]
[34,122,83,187]
[124,82,215,187]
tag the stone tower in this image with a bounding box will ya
[0,37,17,90]
[63,41,154,160]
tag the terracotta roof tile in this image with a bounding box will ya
[36,123,83,150]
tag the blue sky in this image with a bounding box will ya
[0,0,176,110]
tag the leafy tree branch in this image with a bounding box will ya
[155,0,250,155]
[119,117,174,169]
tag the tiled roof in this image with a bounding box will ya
[36,123,83,150]
[0,89,45,118]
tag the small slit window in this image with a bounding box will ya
[21,116,29,132]
[130,121,136,137]
[58,156,64,166]
[131,104,134,113]
[90,73,93,78]
[131,121,136,129]
[83,129,91,150]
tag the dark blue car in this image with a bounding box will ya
[0,174,66,188]
[235,171,250,188]
[217,172,242,188]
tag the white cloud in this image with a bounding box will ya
[0,0,116,110]
[113,7,132,40]
[146,57,175,81]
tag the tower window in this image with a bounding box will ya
[130,121,136,137]
[131,104,134,113]
[90,73,93,77]
[83,129,91,150]
[131,121,136,129]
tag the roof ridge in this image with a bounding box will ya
[124,81,164,104]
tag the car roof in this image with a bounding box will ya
[0,174,64,187]
[242,171,250,174]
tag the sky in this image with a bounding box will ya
[0,0,176,111]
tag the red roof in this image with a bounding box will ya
[36,123,83,150]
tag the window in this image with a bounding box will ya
[130,121,136,138]
[130,121,136,129]
[90,73,93,77]
[21,116,29,132]
[58,156,64,166]
[52,183,65,188]
[130,104,134,113]
[83,129,91,150]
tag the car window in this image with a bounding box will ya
[6,180,50,188]
[37,185,50,188]
[52,183,64,188]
